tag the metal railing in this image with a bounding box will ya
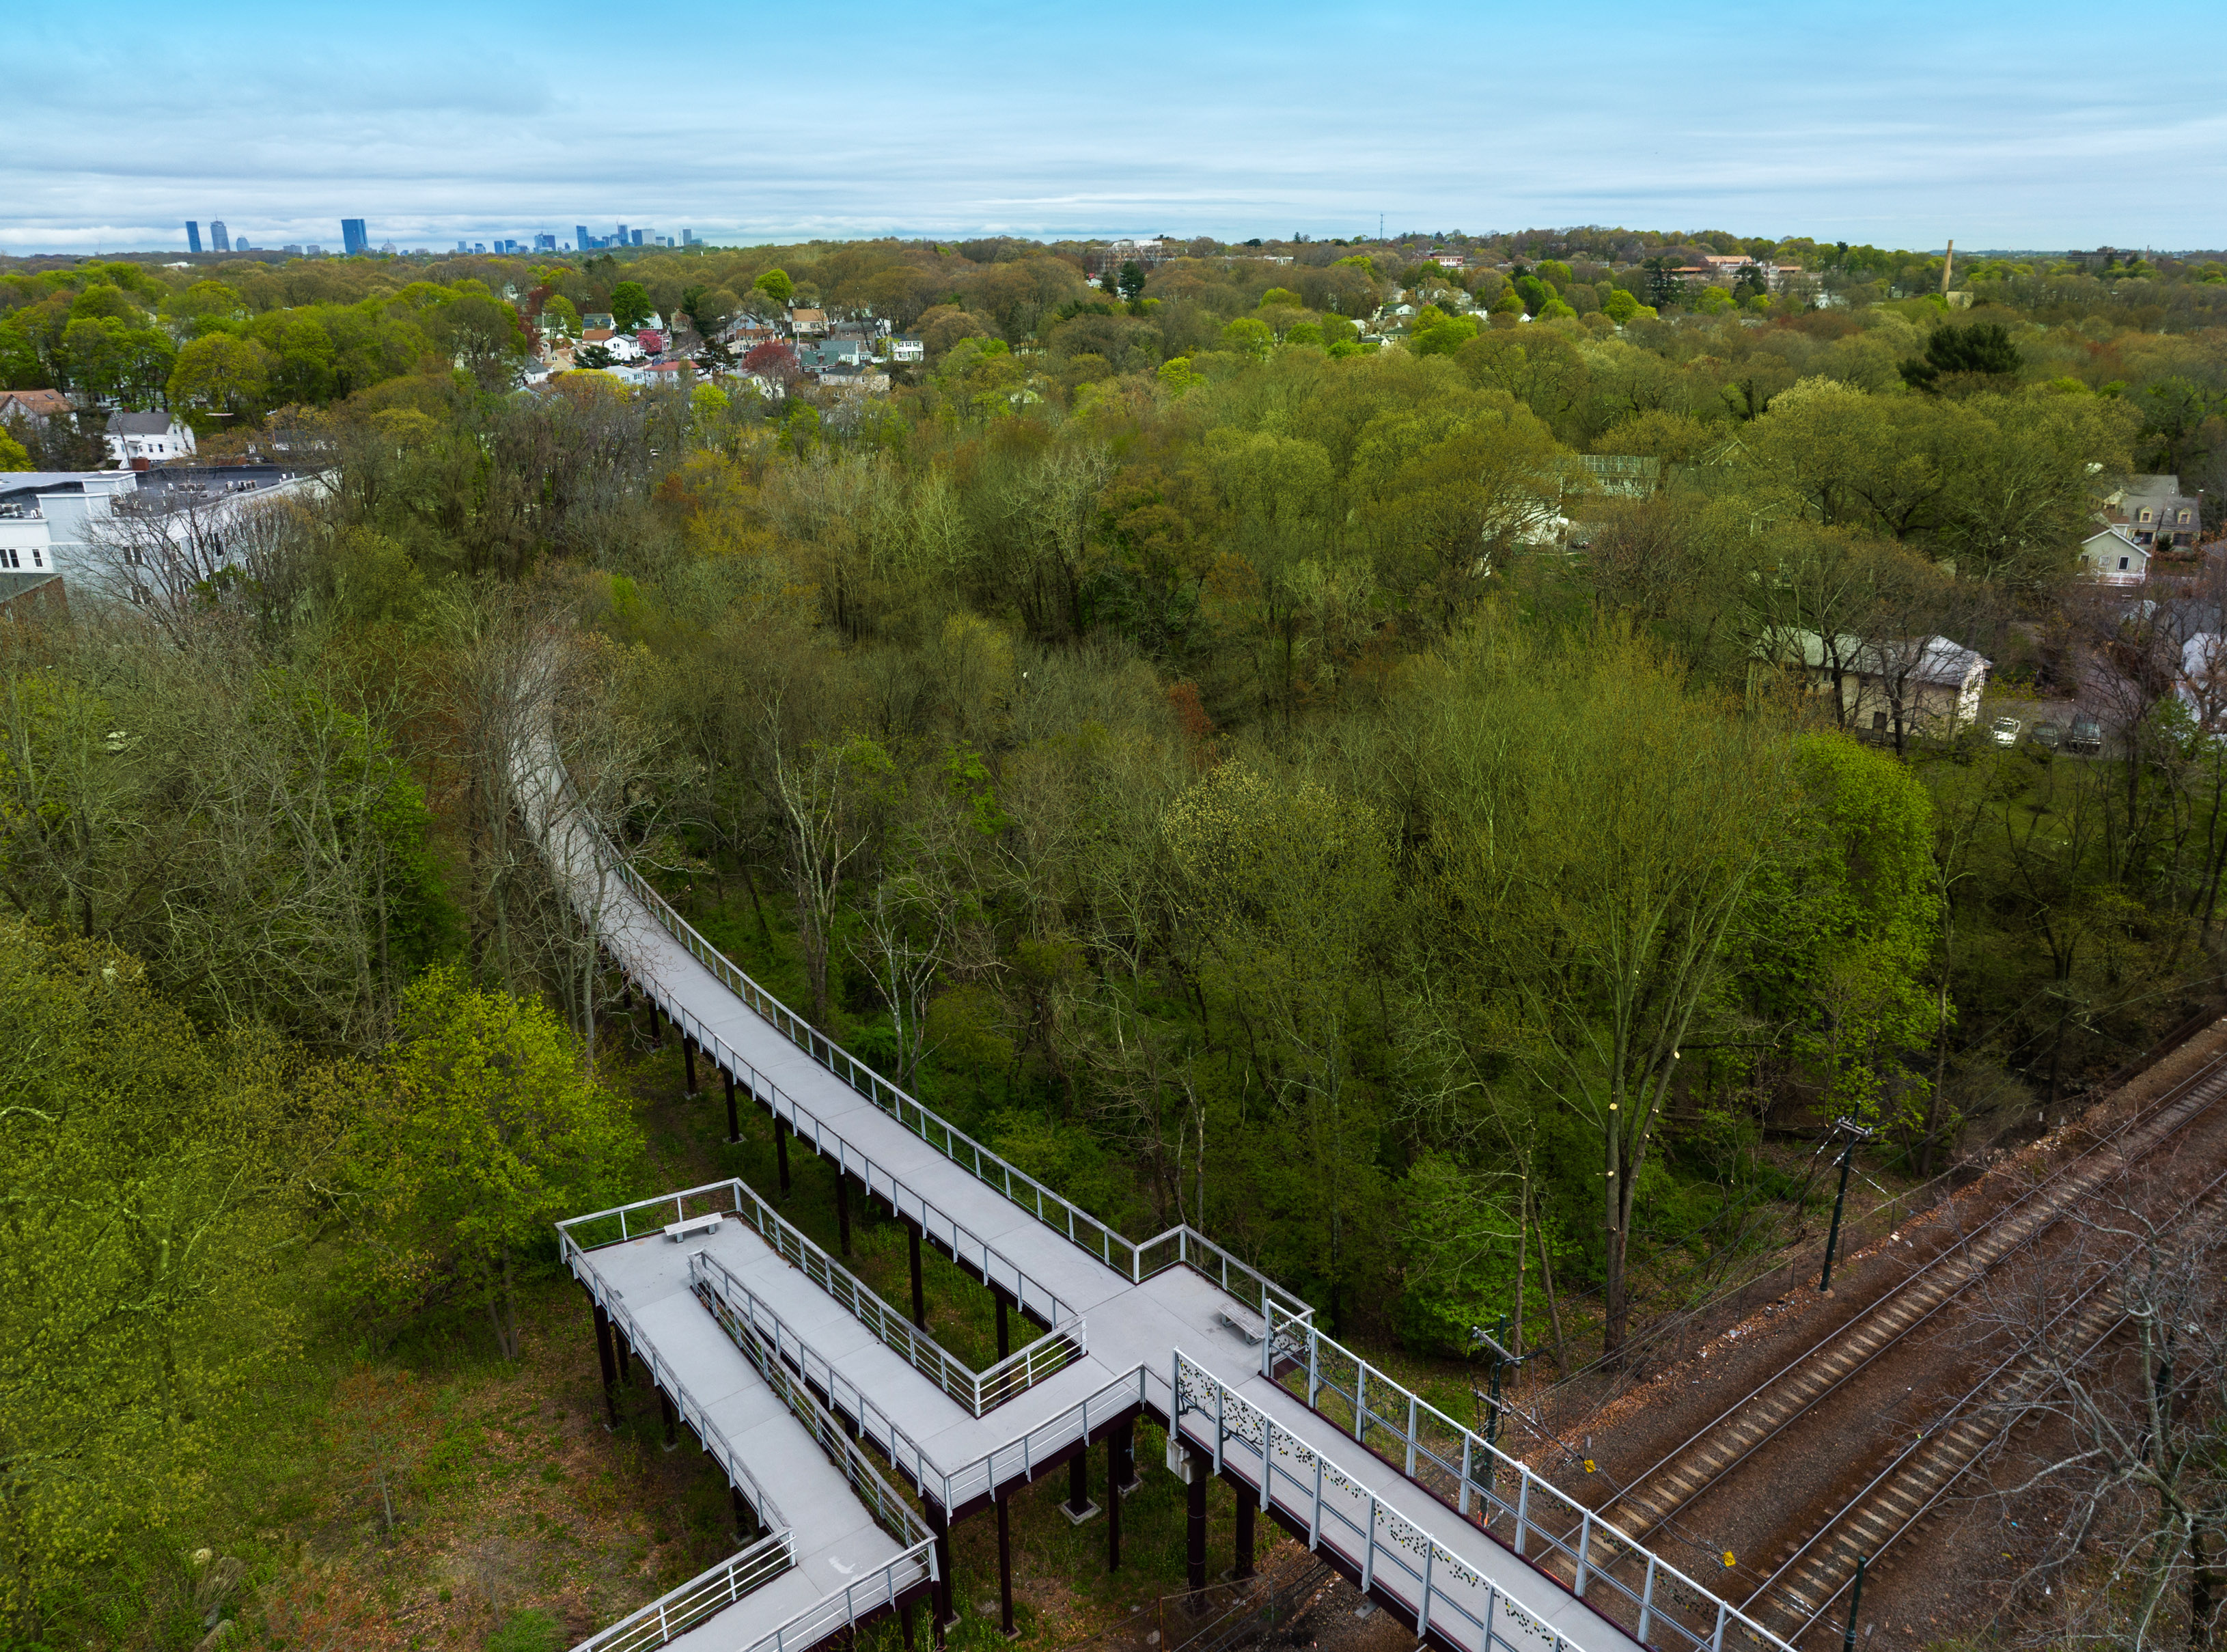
[570,1532,794,1652]
[1171,1350,1592,1652]
[557,1172,1083,1417]
[699,1254,1156,1520]
[554,1203,787,1547]
[1257,1308,1795,1652]
[579,822,1314,1327]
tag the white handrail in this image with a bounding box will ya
[1258,1309,1798,1652]
[555,1174,1086,1417]
[1172,1349,1591,1652]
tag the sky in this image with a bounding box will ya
[8,0,2225,257]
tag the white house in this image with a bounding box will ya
[0,466,321,597]
[1771,630,1991,738]
[104,411,196,468]
[886,335,925,363]
[2079,526,2149,586]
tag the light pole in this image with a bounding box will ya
[1820,1116,1876,1294]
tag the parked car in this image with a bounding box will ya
[2067,717,2103,755]
[1991,715,2022,747]
[2030,721,2062,751]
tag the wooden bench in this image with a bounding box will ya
[665,1213,723,1243]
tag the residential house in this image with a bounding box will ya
[581,312,615,331]
[0,389,73,429]
[788,308,829,338]
[1428,251,1467,269]
[885,335,925,363]
[103,411,197,468]
[1774,630,1990,738]
[1575,454,1661,498]
[2078,526,2150,586]
[0,465,321,599]
[818,370,891,396]
[2099,474,2202,550]
[800,338,872,373]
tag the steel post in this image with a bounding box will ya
[723,1069,740,1142]
[592,1303,620,1429]
[1235,1491,1255,1579]
[683,1036,697,1097]
[1186,1447,1209,1596]
[775,1116,791,1194]
[1842,1555,1868,1652]
[996,1291,1010,1360]
[838,1172,851,1258]
[997,1491,1017,1640]
[1108,1424,1127,1570]
[732,1484,756,1540]
[659,1390,678,1452]
[909,1217,926,1327]
[900,1602,915,1651]
[1066,1442,1098,1524]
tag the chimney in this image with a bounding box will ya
[1941,239,1954,294]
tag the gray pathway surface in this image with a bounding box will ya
[535,755,1637,1652]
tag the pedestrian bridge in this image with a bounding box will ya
[527,752,1794,1652]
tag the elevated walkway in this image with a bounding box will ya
[527,749,1790,1652]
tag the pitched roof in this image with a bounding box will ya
[106,411,178,435]
[0,389,72,418]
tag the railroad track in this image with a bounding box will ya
[1599,1040,2227,1556]
[1745,1159,2227,1643]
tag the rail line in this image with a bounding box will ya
[1744,1157,2227,1643]
[1598,1036,2227,1558]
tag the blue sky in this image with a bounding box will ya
[9,0,2224,256]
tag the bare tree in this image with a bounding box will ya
[1971,1199,2227,1651]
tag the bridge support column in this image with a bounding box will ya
[658,1390,678,1451]
[613,1326,633,1384]
[647,997,662,1043]
[900,1602,915,1651]
[908,1217,926,1328]
[1107,1424,1124,1570]
[837,1173,852,1258]
[723,1070,740,1142]
[775,1117,791,1194]
[682,1036,698,1097]
[1064,1445,1098,1524]
[997,1488,1018,1640]
[732,1484,758,1540]
[929,1509,957,1637]
[1234,1491,1255,1579]
[592,1304,620,1429]
[995,1291,1009,1360]
[1186,1446,1209,1597]
[1113,1418,1139,1496]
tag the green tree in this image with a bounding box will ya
[346,966,641,1358]
[609,280,654,331]
[167,332,274,417]
[752,268,794,306]
[1117,261,1146,302]
[0,921,318,1629]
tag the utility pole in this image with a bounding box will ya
[1470,1317,1522,1498]
[1841,1554,1868,1652]
[1940,239,1954,294]
[1820,1117,1875,1293]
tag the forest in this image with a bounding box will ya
[5,228,2227,1647]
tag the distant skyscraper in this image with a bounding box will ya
[535,232,556,252]
[341,219,369,256]
[210,219,230,252]
[575,225,590,251]
[631,228,646,247]
[186,221,203,253]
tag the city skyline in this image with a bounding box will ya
[5,0,2224,256]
